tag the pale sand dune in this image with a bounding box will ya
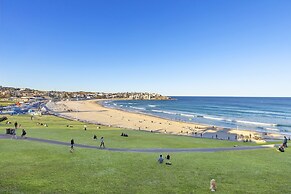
[46,100,281,142]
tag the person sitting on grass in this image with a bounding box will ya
[210,179,217,192]
[21,129,27,138]
[93,135,97,140]
[121,133,128,137]
[158,155,164,164]
[165,154,172,165]
[278,144,285,152]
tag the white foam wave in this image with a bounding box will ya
[152,109,177,115]
[130,106,146,111]
[239,109,281,115]
[203,116,225,121]
[152,109,163,113]
[236,120,276,126]
[266,128,280,131]
[148,105,157,108]
[163,111,177,115]
[180,113,195,118]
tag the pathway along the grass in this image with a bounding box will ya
[0,134,274,153]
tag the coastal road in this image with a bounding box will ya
[0,134,275,153]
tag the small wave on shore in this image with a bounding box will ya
[235,120,276,127]
[130,106,146,111]
[148,104,157,108]
[152,109,177,115]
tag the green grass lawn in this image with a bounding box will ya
[0,100,14,106]
[0,115,290,193]
[1,115,262,149]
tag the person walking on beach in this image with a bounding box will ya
[100,137,105,148]
[70,139,75,152]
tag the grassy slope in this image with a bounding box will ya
[0,100,14,106]
[0,115,268,149]
[0,115,290,194]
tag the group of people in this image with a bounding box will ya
[70,136,105,153]
[36,122,48,127]
[120,133,128,137]
[93,135,105,148]
[9,121,27,139]
[157,154,171,165]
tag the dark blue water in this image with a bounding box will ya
[102,97,291,135]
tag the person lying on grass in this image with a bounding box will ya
[278,144,285,152]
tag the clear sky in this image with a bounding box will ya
[0,0,290,96]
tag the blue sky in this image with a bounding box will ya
[0,0,290,96]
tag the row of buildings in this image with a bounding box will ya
[0,86,170,102]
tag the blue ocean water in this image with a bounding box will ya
[102,97,291,135]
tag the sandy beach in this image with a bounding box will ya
[46,100,282,142]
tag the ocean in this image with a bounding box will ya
[102,97,291,135]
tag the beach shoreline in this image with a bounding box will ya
[46,99,283,142]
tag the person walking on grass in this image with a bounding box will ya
[100,137,105,148]
[14,122,18,129]
[70,139,75,152]
[283,136,288,148]
[21,129,27,138]
[11,129,17,139]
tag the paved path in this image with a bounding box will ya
[0,134,274,153]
